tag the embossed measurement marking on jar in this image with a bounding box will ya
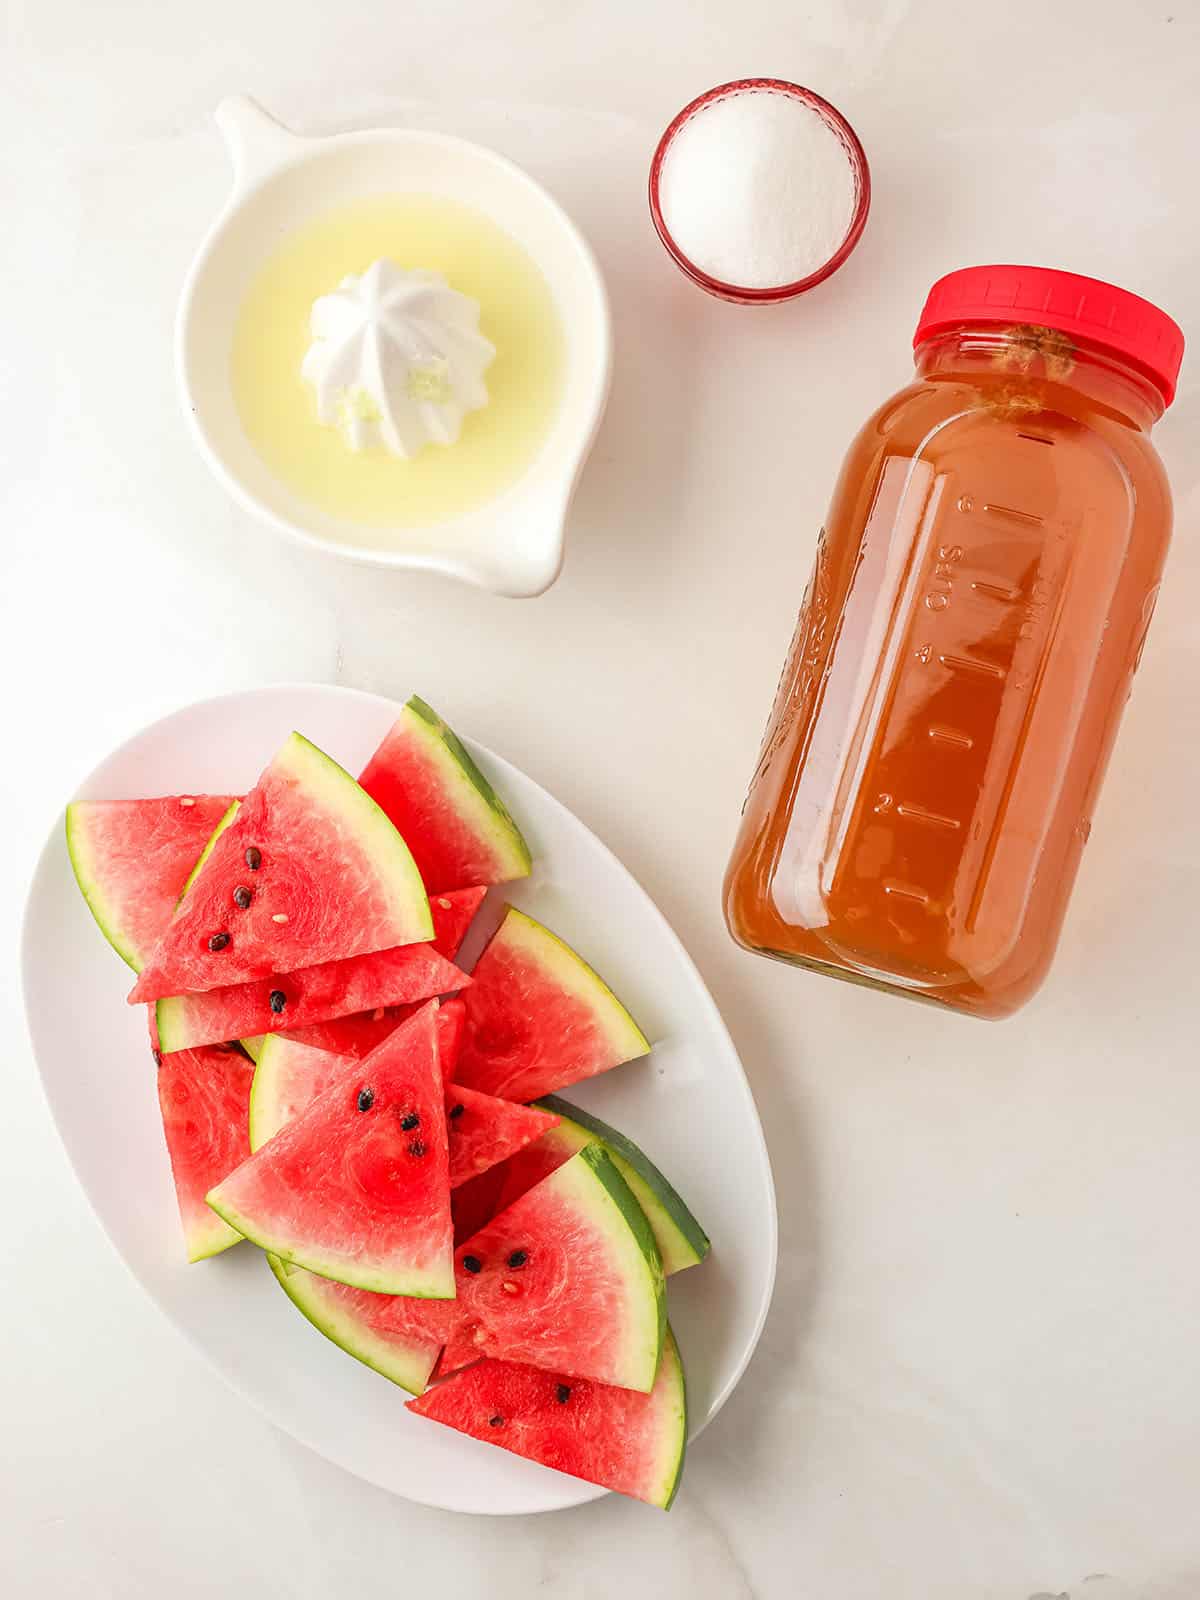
[839,471,1068,944]
[970,579,1021,602]
[939,652,1007,679]
[882,880,932,905]
[982,503,1045,526]
[927,725,974,750]
[895,801,960,830]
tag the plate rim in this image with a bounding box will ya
[20,681,779,1514]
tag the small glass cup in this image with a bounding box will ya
[648,78,871,305]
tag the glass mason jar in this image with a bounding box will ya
[724,266,1183,1019]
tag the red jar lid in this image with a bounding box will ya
[914,265,1184,406]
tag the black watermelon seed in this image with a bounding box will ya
[399,1111,420,1131]
[489,1415,504,1428]
[556,1384,571,1404]
[152,1049,163,1067]
[462,1255,482,1274]
[357,1087,375,1112]
[507,1249,527,1269]
[245,847,262,870]
[448,1103,464,1120]
[233,885,253,909]
[208,932,230,952]
[407,1138,426,1157]
[268,990,286,1014]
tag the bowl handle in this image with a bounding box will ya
[214,96,303,189]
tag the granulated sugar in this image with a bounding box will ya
[658,88,859,290]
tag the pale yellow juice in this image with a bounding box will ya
[230,195,566,528]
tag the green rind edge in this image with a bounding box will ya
[186,1213,244,1264]
[284,732,434,942]
[171,736,433,942]
[246,1034,287,1153]
[577,1144,665,1386]
[205,1189,454,1298]
[177,799,239,903]
[659,1325,688,1510]
[406,696,533,880]
[266,1253,436,1396]
[503,907,651,1058]
[155,995,188,1054]
[65,803,141,973]
[536,1096,710,1274]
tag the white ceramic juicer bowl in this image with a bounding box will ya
[177,97,612,597]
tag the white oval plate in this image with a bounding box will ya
[22,684,777,1515]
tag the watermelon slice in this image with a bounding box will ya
[157,1045,254,1261]
[359,696,531,892]
[443,1087,558,1186]
[207,1003,453,1295]
[452,1095,709,1275]
[130,732,433,1003]
[155,943,467,1053]
[442,1145,665,1391]
[236,886,482,1060]
[66,795,237,972]
[248,1023,559,1185]
[267,1254,453,1395]
[455,907,650,1103]
[408,1326,688,1508]
[243,994,461,1069]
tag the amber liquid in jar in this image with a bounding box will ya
[724,323,1173,1018]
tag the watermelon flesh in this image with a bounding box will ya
[452,1096,709,1275]
[268,1254,453,1395]
[157,1046,254,1261]
[155,943,468,1053]
[409,1326,688,1508]
[236,885,482,1060]
[66,795,237,972]
[208,1002,454,1295]
[435,994,466,1081]
[131,733,433,1003]
[248,1021,559,1186]
[442,1145,665,1391]
[455,907,650,1103]
[359,696,532,893]
[235,889,480,1062]
[424,886,487,958]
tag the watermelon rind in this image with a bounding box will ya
[266,1253,441,1396]
[502,909,649,1062]
[207,1006,454,1297]
[177,799,240,903]
[278,733,433,941]
[365,697,533,889]
[652,1326,688,1510]
[130,732,434,1004]
[247,1032,313,1151]
[573,1144,666,1389]
[207,1194,452,1299]
[455,907,650,1102]
[64,795,233,973]
[537,1097,710,1275]
[408,1323,688,1508]
[65,805,138,971]
[405,696,532,881]
[512,1145,668,1395]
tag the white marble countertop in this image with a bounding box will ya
[4,2,1199,1595]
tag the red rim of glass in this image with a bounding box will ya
[648,78,872,305]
